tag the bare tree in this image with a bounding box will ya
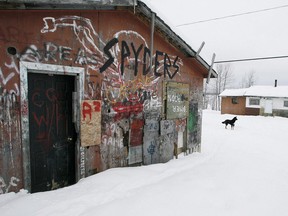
[240,70,257,88]
[215,64,234,92]
[204,64,234,110]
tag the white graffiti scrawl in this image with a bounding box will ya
[0,55,20,96]
[41,16,105,56]
[0,176,20,194]
[40,16,183,100]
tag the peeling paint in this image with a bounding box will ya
[0,91,22,193]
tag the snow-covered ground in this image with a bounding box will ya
[1,110,288,216]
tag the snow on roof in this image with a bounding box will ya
[219,88,249,97]
[220,86,288,98]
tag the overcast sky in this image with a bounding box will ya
[143,0,288,87]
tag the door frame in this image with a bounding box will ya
[20,61,84,192]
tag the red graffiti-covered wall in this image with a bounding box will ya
[0,8,205,193]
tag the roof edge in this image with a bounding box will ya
[136,1,217,78]
[0,0,136,6]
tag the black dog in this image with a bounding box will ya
[222,117,238,129]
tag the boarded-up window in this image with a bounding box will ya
[284,101,288,107]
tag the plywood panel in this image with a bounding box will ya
[81,100,101,146]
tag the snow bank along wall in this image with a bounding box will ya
[0,7,206,193]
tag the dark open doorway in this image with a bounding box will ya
[28,73,76,193]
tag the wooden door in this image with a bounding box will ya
[28,73,76,193]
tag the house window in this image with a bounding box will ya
[249,98,260,106]
[231,97,238,104]
[284,101,288,107]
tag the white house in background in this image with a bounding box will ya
[219,85,288,118]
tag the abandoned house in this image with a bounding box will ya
[220,85,288,117]
[0,0,217,194]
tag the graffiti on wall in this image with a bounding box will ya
[0,91,20,167]
[0,14,188,186]
[101,119,129,169]
[0,15,184,122]
[143,119,160,164]
[39,16,183,103]
[0,57,20,96]
[0,91,21,193]
[159,120,175,162]
[166,82,189,119]
[80,146,85,178]
[1,16,183,97]
[0,176,20,194]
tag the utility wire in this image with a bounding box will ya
[215,55,288,64]
[176,4,288,27]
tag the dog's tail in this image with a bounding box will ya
[221,121,225,124]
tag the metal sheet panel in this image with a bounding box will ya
[128,146,142,165]
[166,82,189,119]
[130,119,144,147]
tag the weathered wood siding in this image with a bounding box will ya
[221,96,246,115]
[0,9,206,193]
